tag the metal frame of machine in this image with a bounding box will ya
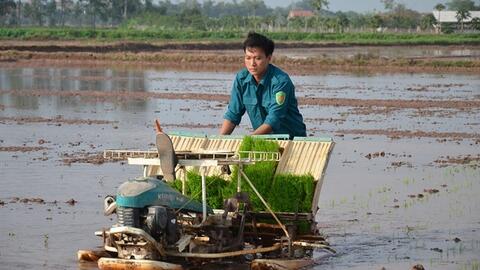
[78,132,335,270]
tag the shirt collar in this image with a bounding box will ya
[245,64,272,87]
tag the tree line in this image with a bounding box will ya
[0,0,479,32]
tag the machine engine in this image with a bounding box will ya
[103,177,208,259]
[116,205,178,245]
[117,206,179,244]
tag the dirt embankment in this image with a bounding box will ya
[2,41,461,53]
[1,41,479,74]
[0,41,355,53]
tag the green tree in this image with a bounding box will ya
[45,0,57,26]
[24,0,46,26]
[420,13,437,30]
[368,14,384,29]
[434,3,446,32]
[58,0,73,26]
[109,0,143,25]
[471,17,480,31]
[347,12,369,30]
[245,0,260,17]
[243,0,266,30]
[84,0,109,29]
[387,4,420,29]
[381,0,396,10]
[434,3,446,11]
[71,0,87,26]
[455,8,471,31]
[310,0,329,31]
[447,0,476,11]
[336,12,350,32]
[179,4,205,30]
[0,0,16,25]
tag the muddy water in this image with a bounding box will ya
[0,66,479,270]
[277,45,480,60]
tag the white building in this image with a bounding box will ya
[432,10,480,23]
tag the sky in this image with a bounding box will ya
[264,0,453,12]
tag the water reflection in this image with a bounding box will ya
[0,67,150,113]
[0,67,149,93]
[279,46,480,59]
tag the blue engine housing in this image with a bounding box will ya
[116,177,212,214]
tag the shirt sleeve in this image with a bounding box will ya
[223,76,245,126]
[263,80,293,131]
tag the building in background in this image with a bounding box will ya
[433,10,480,32]
[287,10,315,20]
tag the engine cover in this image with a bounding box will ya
[116,177,210,214]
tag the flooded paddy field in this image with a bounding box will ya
[0,61,479,270]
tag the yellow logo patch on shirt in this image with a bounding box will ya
[275,91,286,105]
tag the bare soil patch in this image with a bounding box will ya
[337,129,480,140]
[434,154,480,167]
[4,197,79,206]
[162,123,221,129]
[0,146,49,152]
[61,152,106,165]
[0,116,118,125]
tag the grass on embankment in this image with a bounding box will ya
[1,27,480,46]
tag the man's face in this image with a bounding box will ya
[244,47,271,81]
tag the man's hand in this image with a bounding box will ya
[252,124,272,135]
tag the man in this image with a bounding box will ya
[220,32,306,139]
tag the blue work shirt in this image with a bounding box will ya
[224,64,306,138]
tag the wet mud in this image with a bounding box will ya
[2,197,78,206]
[61,152,106,166]
[434,154,480,168]
[0,116,118,125]
[0,49,479,270]
[337,129,480,140]
[0,145,49,152]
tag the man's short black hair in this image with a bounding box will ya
[243,31,275,57]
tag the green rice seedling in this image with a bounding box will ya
[268,174,315,212]
[230,136,279,210]
[168,171,227,209]
[184,171,228,209]
[172,136,318,213]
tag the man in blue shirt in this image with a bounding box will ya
[220,32,306,138]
